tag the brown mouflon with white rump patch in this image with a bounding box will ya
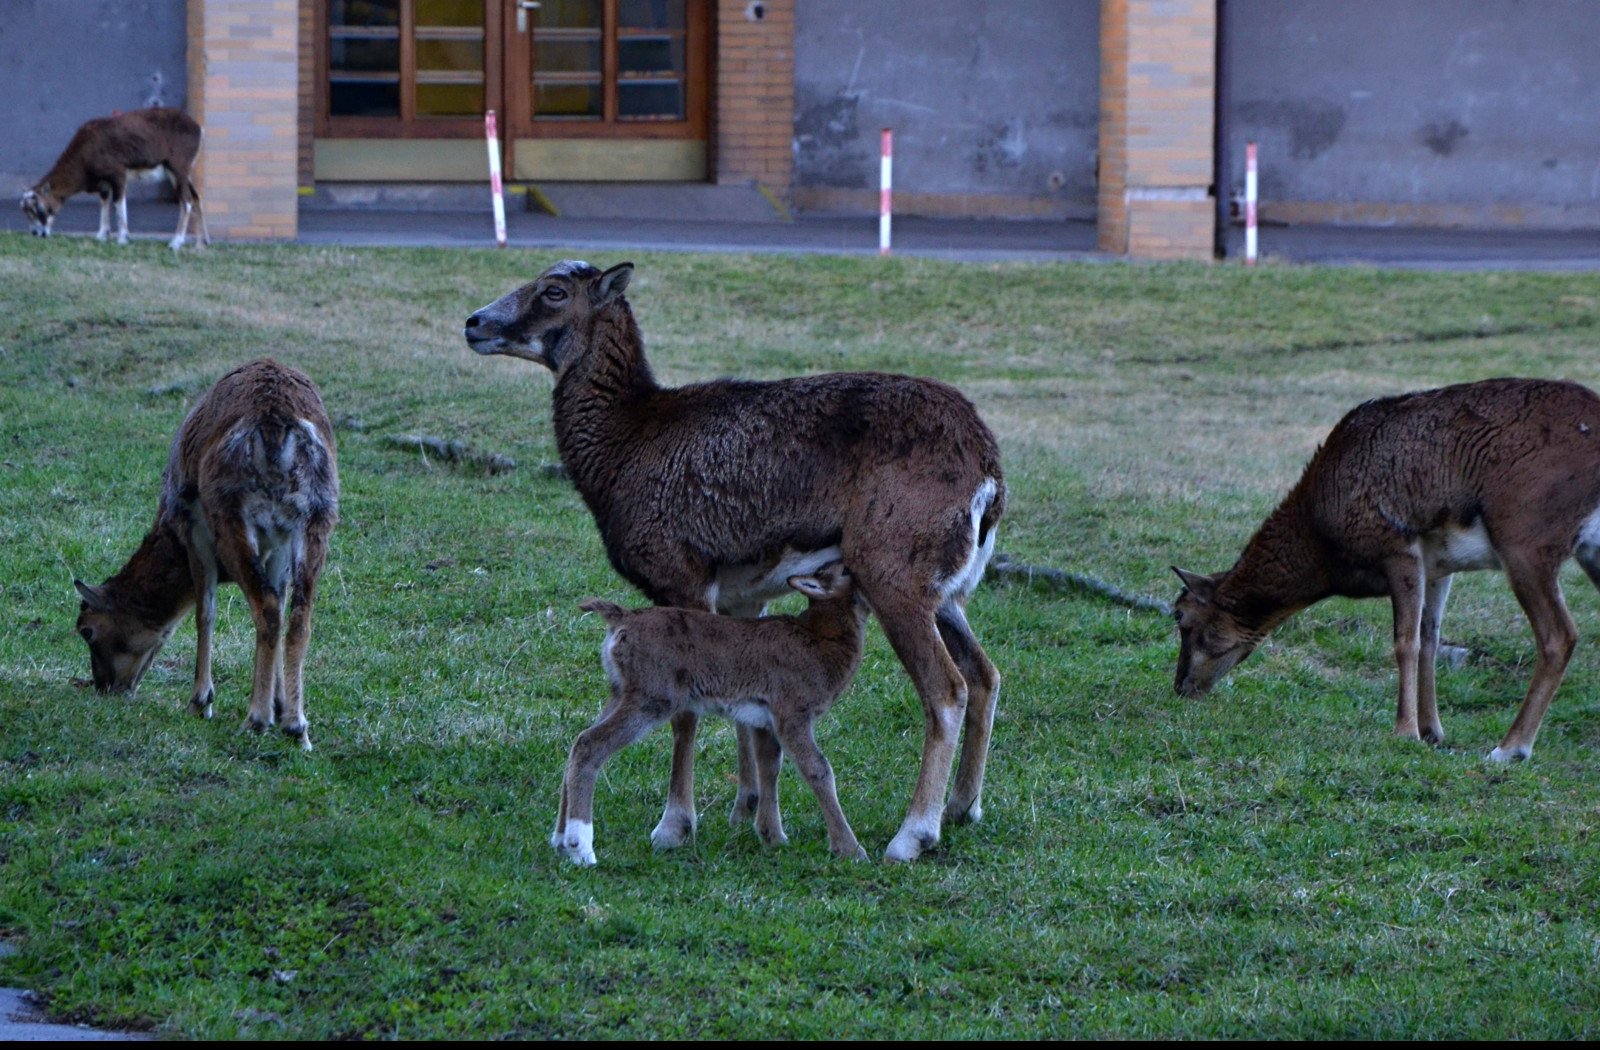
[75,360,338,750]
[465,260,1004,863]
[21,107,208,251]
[1173,376,1600,762]
[555,560,871,866]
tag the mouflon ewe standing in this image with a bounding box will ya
[75,360,338,750]
[466,260,1004,862]
[1173,377,1600,762]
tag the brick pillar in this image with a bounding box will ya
[714,0,794,200]
[1098,0,1215,260]
[187,0,300,240]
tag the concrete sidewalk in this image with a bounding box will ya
[8,198,1600,270]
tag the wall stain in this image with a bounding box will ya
[794,90,869,189]
[1420,119,1469,157]
[1236,98,1347,160]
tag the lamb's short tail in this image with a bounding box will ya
[578,598,630,624]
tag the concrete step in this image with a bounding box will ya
[300,181,791,223]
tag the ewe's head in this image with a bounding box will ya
[73,580,175,695]
[1170,567,1259,698]
[21,188,58,236]
[463,260,633,373]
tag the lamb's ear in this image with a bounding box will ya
[74,579,111,611]
[595,262,633,304]
[787,574,830,600]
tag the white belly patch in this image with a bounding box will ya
[1422,518,1501,578]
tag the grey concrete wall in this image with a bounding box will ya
[793,0,1099,215]
[0,0,188,196]
[1228,0,1600,227]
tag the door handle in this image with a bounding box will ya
[516,0,541,33]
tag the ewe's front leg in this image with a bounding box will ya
[1417,574,1453,744]
[96,193,112,242]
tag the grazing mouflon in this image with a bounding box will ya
[1173,376,1600,762]
[75,359,338,749]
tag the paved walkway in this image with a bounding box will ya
[8,199,1600,270]
[0,946,146,1041]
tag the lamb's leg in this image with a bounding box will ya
[650,709,699,850]
[721,598,767,827]
[751,726,787,846]
[560,688,661,865]
[774,717,866,860]
[938,599,1001,825]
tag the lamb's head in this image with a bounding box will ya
[463,259,633,373]
[1171,567,1259,698]
[20,187,58,236]
[789,561,869,619]
[73,580,176,694]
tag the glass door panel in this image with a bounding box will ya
[415,0,486,116]
[329,0,401,117]
[531,0,603,121]
[617,0,685,121]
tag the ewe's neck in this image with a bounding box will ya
[1219,494,1330,633]
[551,300,660,509]
[107,523,196,629]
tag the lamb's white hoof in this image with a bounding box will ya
[168,237,185,252]
[559,821,596,866]
[1487,745,1530,764]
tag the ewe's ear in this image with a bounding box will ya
[1171,567,1217,602]
[74,579,111,611]
[595,262,633,305]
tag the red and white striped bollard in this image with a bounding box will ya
[1244,141,1257,267]
[486,109,507,249]
[879,128,893,256]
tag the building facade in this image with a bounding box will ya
[2,1,1597,258]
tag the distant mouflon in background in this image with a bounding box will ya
[1173,376,1600,762]
[21,107,208,251]
[75,359,338,750]
[466,260,1005,863]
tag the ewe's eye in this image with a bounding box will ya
[543,286,568,302]
[79,627,94,642]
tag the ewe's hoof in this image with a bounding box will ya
[944,799,983,826]
[650,808,695,851]
[884,820,940,864]
[755,823,789,848]
[728,791,760,827]
[1487,745,1530,764]
[558,821,596,866]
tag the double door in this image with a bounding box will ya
[317,0,708,181]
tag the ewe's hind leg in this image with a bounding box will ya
[1417,575,1453,745]
[96,191,113,242]
[1385,553,1426,741]
[867,585,969,863]
[559,689,661,865]
[938,599,1001,825]
[213,523,284,734]
[278,530,329,751]
[1489,556,1576,763]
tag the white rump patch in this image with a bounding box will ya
[937,478,1000,599]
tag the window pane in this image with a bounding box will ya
[418,83,484,115]
[618,35,682,77]
[331,35,400,74]
[415,0,482,26]
[331,0,398,28]
[618,0,684,31]
[330,79,400,117]
[537,0,601,30]
[535,83,601,120]
[618,80,683,121]
[535,38,601,74]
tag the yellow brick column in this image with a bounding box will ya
[715,0,794,201]
[1098,0,1215,260]
[187,0,300,240]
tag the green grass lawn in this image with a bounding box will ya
[4,236,1600,1037]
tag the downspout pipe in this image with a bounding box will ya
[1213,0,1231,259]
